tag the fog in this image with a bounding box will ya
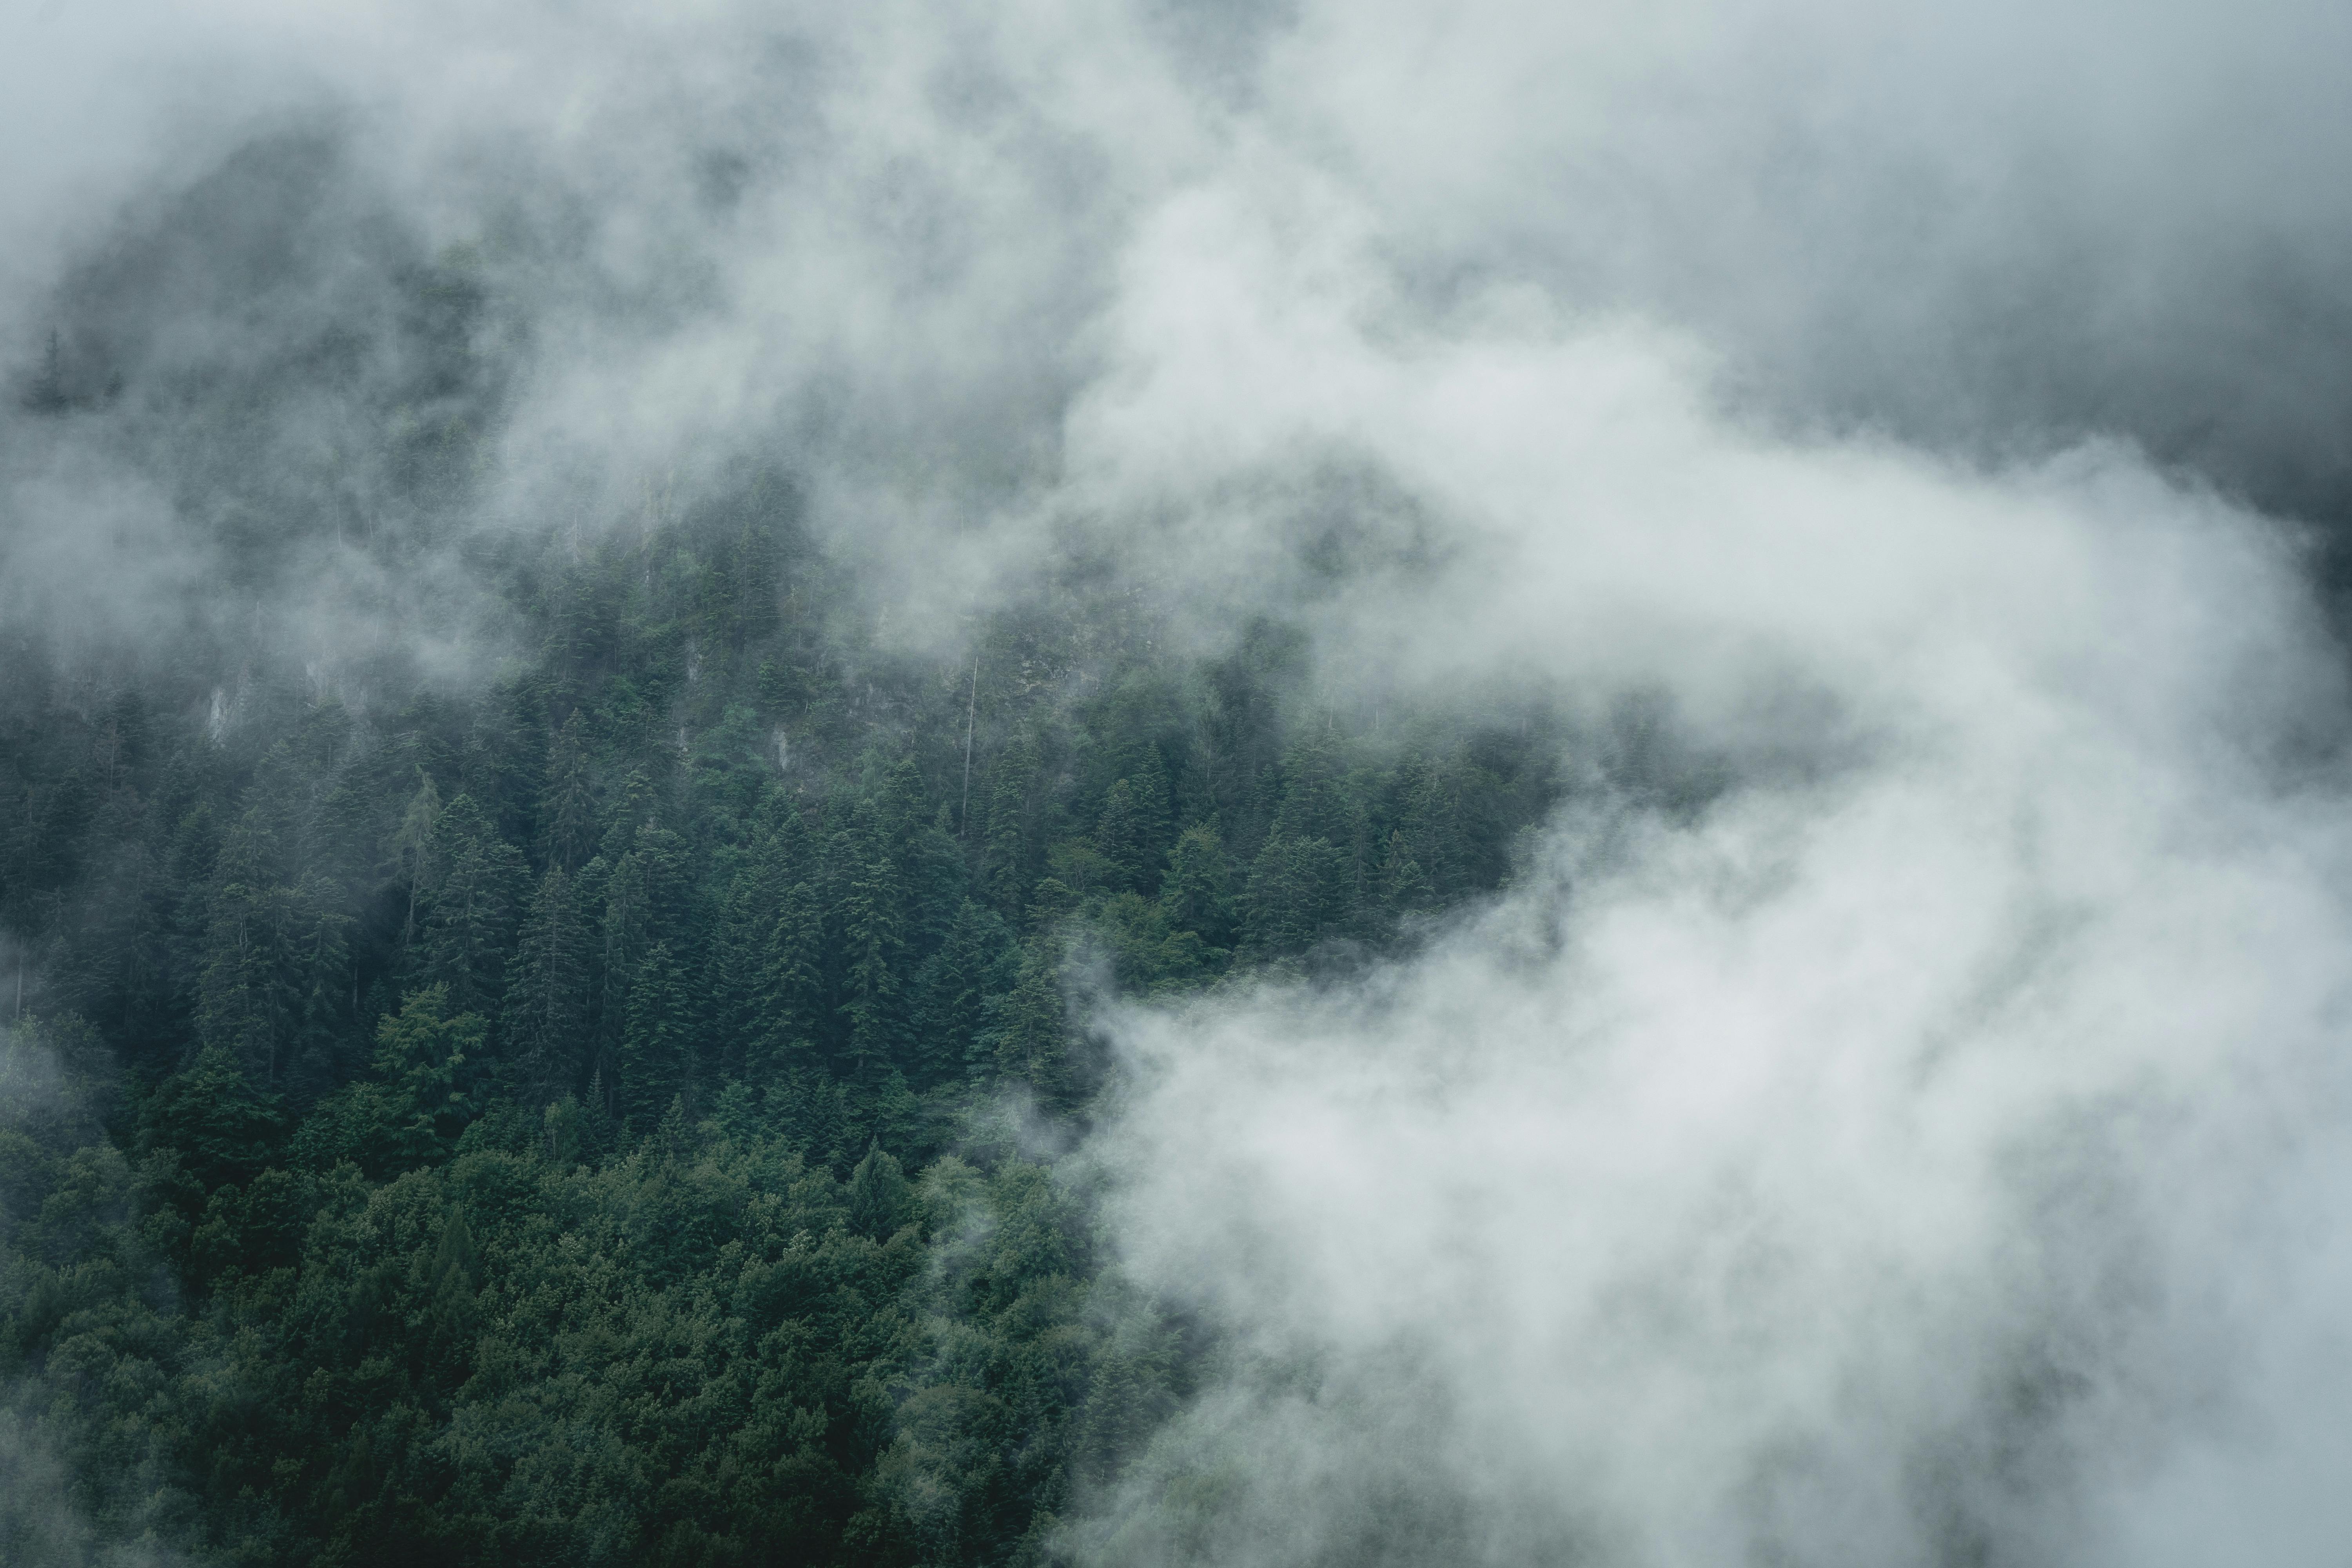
[1072,309,2352,1561]
[8,0,2352,1563]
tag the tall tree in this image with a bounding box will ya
[618,938,692,1129]
[979,730,1040,916]
[501,863,593,1097]
[836,793,910,1081]
[1156,822,1234,948]
[985,941,1076,1110]
[913,900,1016,1086]
[1094,779,1148,894]
[414,793,528,1016]
[541,710,598,871]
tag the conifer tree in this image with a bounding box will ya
[137,1041,285,1194]
[1131,743,1174,866]
[619,938,692,1130]
[707,869,769,1079]
[390,771,442,949]
[986,942,1073,1109]
[541,710,597,870]
[753,877,827,1077]
[196,817,350,1085]
[1378,828,1436,914]
[980,730,1040,915]
[837,795,909,1080]
[415,793,528,1016]
[913,899,1016,1085]
[1094,778,1147,893]
[1241,832,1350,956]
[1156,823,1234,948]
[602,820,695,1050]
[847,1144,914,1236]
[369,983,485,1164]
[425,1201,482,1377]
[502,863,592,1096]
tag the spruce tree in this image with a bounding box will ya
[541,710,597,870]
[980,730,1040,915]
[753,877,826,1077]
[414,793,528,1016]
[1094,778,1147,893]
[986,942,1073,1109]
[502,863,592,1096]
[836,795,908,1081]
[1156,823,1234,948]
[618,938,691,1131]
[912,899,1016,1085]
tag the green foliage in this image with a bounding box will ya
[138,1042,285,1195]
[413,794,529,1016]
[501,864,593,1097]
[0,476,1571,1566]
[617,941,692,1131]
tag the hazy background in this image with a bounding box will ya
[9,0,2352,1563]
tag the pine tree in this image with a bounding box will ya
[836,795,908,1081]
[602,821,695,1060]
[980,730,1040,916]
[618,938,691,1131]
[425,1202,482,1377]
[138,1042,285,1194]
[1395,751,1464,898]
[752,877,826,1077]
[196,815,351,1086]
[414,793,528,1016]
[908,802,971,951]
[1094,779,1147,893]
[707,869,769,1080]
[846,1144,913,1237]
[1240,832,1350,957]
[1270,728,1348,846]
[502,864,592,1097]
[370,983,486,1163]
[986,943,1074,1109]
[912,899,1016,1085]
[390,771,442,950]
[1131,744,1174,867]
[541,710,597,871]
[1377,828,1435,914]
[1156,823,1234,948]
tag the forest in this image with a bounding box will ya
[0,225,1566,1560]
[24,0,2348,1556]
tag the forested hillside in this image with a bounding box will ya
[16,0,2352,1561]
[0,425,1564,1563]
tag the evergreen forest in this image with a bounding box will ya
[1,303,1567,1560]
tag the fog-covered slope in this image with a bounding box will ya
[7,3,2352,1565]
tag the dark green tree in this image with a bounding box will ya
[541,709,598,870]
[1094,777,1149,893]
[978,730,1040,916]
[985,943,1074,1109]
[837,793,910,1082]
[1240,831,1352,956]
[501,863,593,1096]
[414,793,528,1016]
[1156,822,1234,948]
[753,877,827,1077]
[913,900,1016,1086]
[618,938,692,1130]
[137,1042,284,1195]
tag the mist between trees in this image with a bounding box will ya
[12,0,2352,1561]
[0,433,1587,1565]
